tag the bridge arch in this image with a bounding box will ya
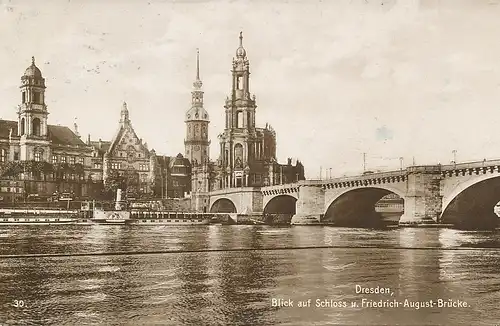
[263,195,297,215]
[441,174,500,229]
[210,198,237,213]
[324,186,405,227]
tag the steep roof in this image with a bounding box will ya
[0,119,86,147]
[0,120,18,139]
[47,125,87,146]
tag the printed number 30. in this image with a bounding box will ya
[13,300,25,308]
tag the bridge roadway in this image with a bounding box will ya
[205,159,500,229]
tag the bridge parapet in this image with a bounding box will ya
[299,170,407,190]
[261,183,300,196]
[210,187,261,196]
[440,159,500,178]
[440,159,500,171]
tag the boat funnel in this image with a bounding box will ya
[115,188,124,210]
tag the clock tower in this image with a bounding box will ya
[184,49,210,166]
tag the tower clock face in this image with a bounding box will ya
[194,145,200,151]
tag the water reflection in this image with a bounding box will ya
[1,226,500,325]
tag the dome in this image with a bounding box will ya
[24,57,42,78]
[185,106,210,122]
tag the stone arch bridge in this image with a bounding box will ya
[207,159,500,229]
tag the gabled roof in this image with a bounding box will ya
[89,140,111,155]
[156,154,191,170]
[107,120,148,156]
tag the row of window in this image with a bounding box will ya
[22,91,43,104]
[52,155,85,165]
[0,187,23,193]
[19,117,42,137]
[109,163,149,171]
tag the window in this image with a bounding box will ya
[69,156,75,164]
[60,156,67,163]
[34,151,42,162]
[32,118,41,136]
[14,152,19,161]
[237,111,243,128]
[247,112,251,128]
[0,149,6,162]
[20,118,25,135]
[93,163,100,169]
[33,92,40,104]
[78,157,84,165]
[22,92,26,103]
[52,155,57,164]
[237,76,243,90]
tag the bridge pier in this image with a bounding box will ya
[291,185,324,225]
[399,166,442,227]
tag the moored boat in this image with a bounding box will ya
[0,208,79,225]
[129,210,210,225]
[83,189,211,226]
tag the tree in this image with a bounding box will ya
[103,170,126,200]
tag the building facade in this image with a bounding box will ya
[2,38,306,207]
[0,57,97,202]
[190,33,305,212]
[91,102,191,199]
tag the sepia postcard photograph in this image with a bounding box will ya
[1,0,500,325]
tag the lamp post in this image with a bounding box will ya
[399,157,404,171]
[452,150,457,168]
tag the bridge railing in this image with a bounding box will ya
[261,183,300,192]
[300,169,406,185]
[440,159,500,171]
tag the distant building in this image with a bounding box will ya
[156,154,191,199]
[88,103,191,200]
[1,38,307,206]
[190,33,305,212]
[0,57,96,201]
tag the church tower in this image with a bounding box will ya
[224,31,257,132]
[215,32,283,189]
[18,56,50,161]
[184,49,210,166]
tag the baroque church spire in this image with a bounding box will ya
[193,48,203,90]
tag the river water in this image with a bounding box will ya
[0,225,499,325]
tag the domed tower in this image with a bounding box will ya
[18,56,50,161]
[184,49,210,166]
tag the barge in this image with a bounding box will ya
[0,209,79,225]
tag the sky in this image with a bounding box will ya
[1,0,500,178]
